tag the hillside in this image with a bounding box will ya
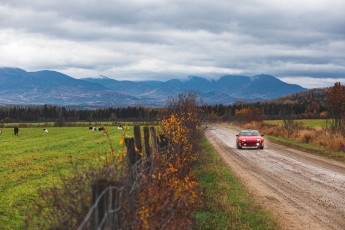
[0,67,306,107]
[267,88,327,106]
[83,74,306,104]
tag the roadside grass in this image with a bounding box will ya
[0,126,130,229]
[193,137,278,230]
[263,119,329,128]
[266,135,345,162]
[230,121,345,162]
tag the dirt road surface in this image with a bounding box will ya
[206,125,345,230]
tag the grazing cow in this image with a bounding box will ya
[89,127,93,130]
[14,127,19,136]
[43,129,48,132]
[0,130,2,135]
[117,125,123,130]
[98,127,105,131]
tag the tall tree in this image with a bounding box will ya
[327,82,345,132]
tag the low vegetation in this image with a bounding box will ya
[263,119,329,128]
[24,93,203,229]
[0,126,128,229]
[238,120,345,160]
[194,138,278,229]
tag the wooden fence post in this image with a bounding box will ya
[134,125,142,153]
[133,126,142,163]
[106,186,121,230]
[143,127,151,158]
[149,127,158,154]
[113,188,121,229]
[159,134,168,155]
[125,138,136,166]
[91,180,108,230]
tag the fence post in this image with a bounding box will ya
[91,180,107,230]
[125,138,136,166]
[159,134,168,155]
[113,188,121,229]
[106,186,121,230]
[134,126,142,163]
[149,127,158,154]
[143,127,150,158]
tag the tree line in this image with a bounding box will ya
[1,83,343,130]
[0,105,159,122]
[0,101,323,123]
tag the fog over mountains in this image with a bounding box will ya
[0,68,306,107]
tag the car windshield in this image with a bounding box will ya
[239,131,260,136]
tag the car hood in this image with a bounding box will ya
[238,136,263,140]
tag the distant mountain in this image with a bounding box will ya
[0,67,307,107]
[0,68,144,107]
[83,74,306,104]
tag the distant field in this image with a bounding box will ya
[0,126,131,229]
[0,121,158,128]
[263,119,330,128]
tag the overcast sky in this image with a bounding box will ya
[0,0,344,88]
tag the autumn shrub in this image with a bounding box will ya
[26,94,204,229]
[235,108,263,121]
[133,93,204,229]
[296,130,314,143]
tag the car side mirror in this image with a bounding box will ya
[236,134,239,137]
[261,134,264,137]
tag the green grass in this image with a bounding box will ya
[263,119,330,128]
[193,138,278,230]
[0,126,130,229]
[0,121,158,128]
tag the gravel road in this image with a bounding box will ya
[206,125,345,230]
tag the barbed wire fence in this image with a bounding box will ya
[77,125,165,230]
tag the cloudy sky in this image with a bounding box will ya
[0,0,344,88]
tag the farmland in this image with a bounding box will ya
[0,126,129,229]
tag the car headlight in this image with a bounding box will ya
[241,139,246,141]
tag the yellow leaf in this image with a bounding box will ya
[119,138,124,145]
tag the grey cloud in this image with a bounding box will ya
[0,0,344,87]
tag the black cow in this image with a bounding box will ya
[98,127,105,131]
[14,127,19,136]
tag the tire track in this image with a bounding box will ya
[206,125,345,230]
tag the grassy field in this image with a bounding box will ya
[0,126,130,229]
[0,121,158,128]
[194,138,278,230]
[263,119,330,128]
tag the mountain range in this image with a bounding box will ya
[0,67,306,107]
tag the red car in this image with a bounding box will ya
[236,130,264,149]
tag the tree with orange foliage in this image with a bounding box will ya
[327,82,345,133]
[235,107,262,121]
[134,92,203,229]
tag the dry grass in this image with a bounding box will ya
[239,121,345,153]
